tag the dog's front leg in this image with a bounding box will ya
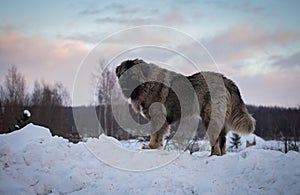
[142,121,169,149]
[142,103,169,149]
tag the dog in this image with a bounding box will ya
[115,59,255,156]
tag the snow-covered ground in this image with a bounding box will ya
[1,124,300,194]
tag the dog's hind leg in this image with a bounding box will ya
[208,126,227,156]
[201,104,223,156]
[218,126,227,155]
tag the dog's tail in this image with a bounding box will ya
[224,77,255,134]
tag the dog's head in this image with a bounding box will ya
[115,59,145,78]
[115,59,147,98]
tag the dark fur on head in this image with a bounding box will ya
[115,59,145,78]
[115,59,146,98]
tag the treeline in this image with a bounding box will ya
[0,66,299,142]
[0,66,71,136]
[0,66,139,141]
[247,105,300,140]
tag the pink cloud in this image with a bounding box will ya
[0,31,87,64]
[0,31,89,94]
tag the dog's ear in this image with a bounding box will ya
[116,60,136,77]
[124,60,136,69]
[115,65,121,77]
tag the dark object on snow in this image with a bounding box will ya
[9,110,31,132]
[230,132,242,150]
[246,137,256,147]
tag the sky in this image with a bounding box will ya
[0,0,300,107]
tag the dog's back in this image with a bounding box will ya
[188,71,255,135]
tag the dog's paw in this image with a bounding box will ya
[209,145,222,156]
[142,143,163,149]
[142,144,152,149]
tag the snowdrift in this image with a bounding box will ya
[0,124,300,194]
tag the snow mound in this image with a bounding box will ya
[1,124,300,194]
[86,134,179,171]
[1,123,52,151]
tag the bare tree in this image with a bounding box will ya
[93,60,116,136]
[0,85,4,108]
[31,81,70,107]
[30,80,70,136]
[3,66,28,106]
[96,68,115,105]
[31,81,43,106]
[1,66,29,132]
[55,83,70,107]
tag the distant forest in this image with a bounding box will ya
[0,104,300,142]
[0,66,299,142]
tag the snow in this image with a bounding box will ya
[23,109,31,118]
[1,124,300,194]
[226,130,265,151]
[86,135,180,171]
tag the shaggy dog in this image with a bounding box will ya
[115,59,255,156]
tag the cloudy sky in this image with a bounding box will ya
[0,0,299,107]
